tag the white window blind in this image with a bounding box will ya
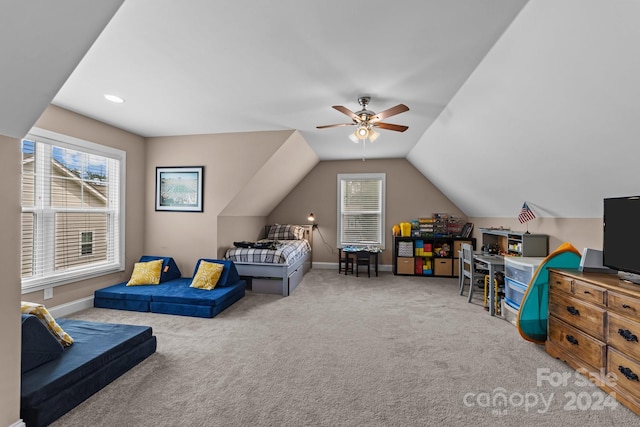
[337,173,385,248]
[21,129,125,291]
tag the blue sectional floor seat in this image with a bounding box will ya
[21,314,157,427]
[94,257,246,318]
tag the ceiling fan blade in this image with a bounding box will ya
[373,122,409,132]
[332,105,361,122]
[316,123,355,129]
[369,104,409,122]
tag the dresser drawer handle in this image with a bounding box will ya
[583,290,591,295]
[622,304,632,309]
[618,366,640,382]
[566,334,579,345]
[566,306,580,316]
[618,328,639,342]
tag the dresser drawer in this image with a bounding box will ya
[548,316,605,371]
[608,312,640,361]
[609,291,640,322]
[608,347,640,397]
[573,279,606,306]
[549,272,572,295]
[549,290,606,340]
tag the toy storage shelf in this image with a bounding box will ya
[393,236,475,277]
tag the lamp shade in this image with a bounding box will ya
[308,213,315,222]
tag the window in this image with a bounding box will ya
[337,173,385,248]
[21,128,125,291]
[80,231,94,256]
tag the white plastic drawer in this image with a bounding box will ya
[505,278,527,309]
[504,257,544,286]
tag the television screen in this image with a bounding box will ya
[603,196,640,276]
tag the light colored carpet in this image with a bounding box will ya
[52,270,639,426]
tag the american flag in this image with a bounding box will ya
[518,202,536,223]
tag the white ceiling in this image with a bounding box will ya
[409,0,640,218]
[5,0,638,220]
[50,0,528,161]
[0,0,124,139]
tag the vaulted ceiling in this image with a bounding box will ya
[3,0,638,219]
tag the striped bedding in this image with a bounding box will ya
[224,239,311,265]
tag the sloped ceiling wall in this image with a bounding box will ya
[220,130,319,216]
[407,0,640,219]
[0,0,124,139]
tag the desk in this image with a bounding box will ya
[338,248,380,277]
[473,254,504,317]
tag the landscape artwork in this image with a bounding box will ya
[155,166,203,212]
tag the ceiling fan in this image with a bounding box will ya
[316,96,409,142]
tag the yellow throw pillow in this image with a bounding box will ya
[126,259,163,286]
[190,261,224,290]
[21,301,74,347]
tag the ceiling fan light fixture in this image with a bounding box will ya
[356,124,369,140]
[369,129,380,142]
[349,131,359,143]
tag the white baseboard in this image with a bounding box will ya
[10,420,26,427]
[312,262,392,272]
[48,296,94,318]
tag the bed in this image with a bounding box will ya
[224,224,312,296]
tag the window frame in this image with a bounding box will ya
[21,128,126,292]
[337,173,386,249]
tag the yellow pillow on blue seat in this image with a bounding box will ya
[126,259,163,286]
[190,260,224,290]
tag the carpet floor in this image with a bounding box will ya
[52,269,639,426]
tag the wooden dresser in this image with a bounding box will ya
[547,268,640,416]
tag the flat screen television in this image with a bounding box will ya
[603,196,640,283]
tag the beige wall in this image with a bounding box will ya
[218,216,268,258]
[0,134,22,426]
[268,158,466,266]
[144,130,316,275]
[22,105,147,304]
[470,217,603,254]
[268,158,605,267]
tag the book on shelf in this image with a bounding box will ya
[461,223,474,238]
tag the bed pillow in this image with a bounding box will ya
[20,301,74,347]
[267,224,305,240]
[192,259,240,287]
[138,255,182,282]
[126,259,163,286]
[190,261,224,290]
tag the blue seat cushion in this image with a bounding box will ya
[151,278,245,306]
[21,314,64,374]
[21,319,154,408]
[94,281,160,301]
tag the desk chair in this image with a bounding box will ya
[354,251,371,277]
[459,243,484,302]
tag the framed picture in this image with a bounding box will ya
[155,166,204,212]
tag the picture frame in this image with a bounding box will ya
[155,166,204,212]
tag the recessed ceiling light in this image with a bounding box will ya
[104,94,125,103]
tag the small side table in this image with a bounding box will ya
[339,247,380,277]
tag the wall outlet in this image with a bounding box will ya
[44,288,53,300]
